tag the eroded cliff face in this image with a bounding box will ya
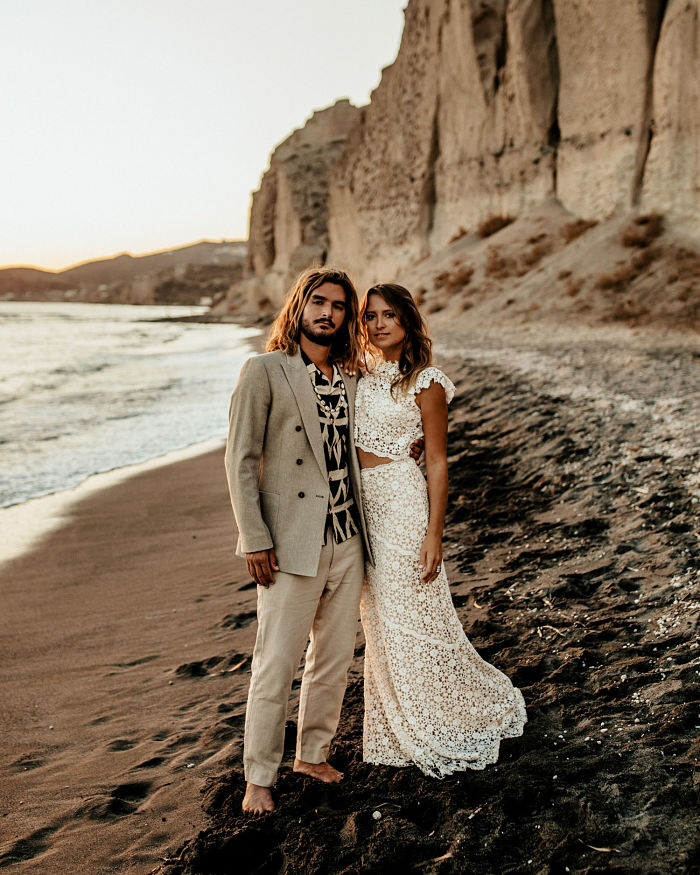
[246,99,360,281]
[328,0,560,284]
[238,0,699,301]
[553,0,665,220]
[641,0,700,238]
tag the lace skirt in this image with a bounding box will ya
[359,458,527,778]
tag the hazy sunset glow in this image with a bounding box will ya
[1,0,406,270]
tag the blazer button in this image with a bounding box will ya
[296,458,303,465]
[298,491,305,498]
[295,425,302,432]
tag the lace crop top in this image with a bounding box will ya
[354,361,456,460]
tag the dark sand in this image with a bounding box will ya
[0,449,259,873]
[2,326,699,874]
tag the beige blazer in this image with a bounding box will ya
[224,349,373,577]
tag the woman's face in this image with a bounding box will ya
[364,292,406,358]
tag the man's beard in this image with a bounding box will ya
[300,319,339,347]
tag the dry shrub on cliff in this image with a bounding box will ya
[433,264,474,293]
[561,218,598,244]
[631,247,659,272]
[558,269,572,280]
[485,246,517,279]
[566,277,584,297]
[611,298,650,321]
[521,239,553,268]
[596,246,662,292]
[447,264,474,290]
[621,213,663,248]
[478,215,515,239]
[433,271,450,289]
[675,284,697,303]
[667,247,700,284]
[596,265,635,291]
[449,227,469,243]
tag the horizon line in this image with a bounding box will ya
[0,236,249,274]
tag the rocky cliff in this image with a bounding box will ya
[245,100,360,285]
[225,0,699,314]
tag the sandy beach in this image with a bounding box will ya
[2,323,698,874]
[0,447,259,873]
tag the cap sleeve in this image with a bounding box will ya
[412,367,455,404]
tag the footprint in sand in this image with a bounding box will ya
[11,753,45,772]
[74,780,153,820]
[105,654,160,677]
[220,610,256,630]
[0,821,68,866]
[133,756,166,770]
[113,655,159,668]
[158,733,200,752]
[201,713,245,745]
[237,581,257,591]
[174,655,225,677]
[106,738,138,752]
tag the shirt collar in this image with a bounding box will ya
[300,349,342,387]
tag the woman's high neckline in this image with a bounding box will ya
[371,359,400,376]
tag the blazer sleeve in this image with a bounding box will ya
[224,355,274,553]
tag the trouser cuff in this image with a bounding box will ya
[244,765,277,787]
[295,745,326,764]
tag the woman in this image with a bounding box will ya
[354,283,526,778]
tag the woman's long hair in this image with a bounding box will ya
[267,267,360,367]
[359,283,433,395]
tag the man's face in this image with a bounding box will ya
[300,282,347,347]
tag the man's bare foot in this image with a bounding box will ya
[242,782,275,814]
[293,758,344,783]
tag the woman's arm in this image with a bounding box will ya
[416,381,449,582]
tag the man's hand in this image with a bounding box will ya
[246,548,279,588]
[409,437,425,464]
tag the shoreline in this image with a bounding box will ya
[0,447,257,873]
[1,306,265,567]
[0,437,226,568]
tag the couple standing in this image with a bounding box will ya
[225,267,526,813]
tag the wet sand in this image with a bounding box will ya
[2,325,698,874]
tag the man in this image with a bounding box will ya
[225,267,371,814]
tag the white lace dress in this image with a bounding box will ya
[355,360,527,777]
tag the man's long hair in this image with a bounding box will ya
[359,283,433,396]
[267,267,360,367]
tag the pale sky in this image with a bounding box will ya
[0,0,407,270]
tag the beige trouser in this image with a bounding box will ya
[243,531,364,787]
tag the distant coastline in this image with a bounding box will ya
[0,239,247,308]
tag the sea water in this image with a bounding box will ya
[0,301,259,508]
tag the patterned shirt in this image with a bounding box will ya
[301,350,360,544]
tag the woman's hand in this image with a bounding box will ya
[419,532,443,583]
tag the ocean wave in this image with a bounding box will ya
[1,301,258,507]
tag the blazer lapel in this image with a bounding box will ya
[281,352,327,478]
